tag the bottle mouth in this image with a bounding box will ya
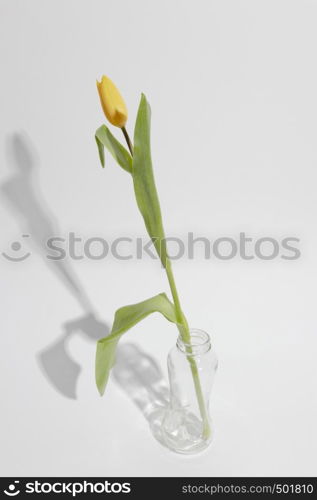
[177,329,211,355]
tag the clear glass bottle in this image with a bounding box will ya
[162,329,218,454]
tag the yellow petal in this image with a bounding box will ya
[96,75,128,128]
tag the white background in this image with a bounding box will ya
[0,0,317,476]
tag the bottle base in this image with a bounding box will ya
[148,407,213,454]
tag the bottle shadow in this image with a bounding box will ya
[113,343,170,446]
[1,132,109,399]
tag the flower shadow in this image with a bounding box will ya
[1,132,109,399]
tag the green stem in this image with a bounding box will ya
[165,260,211,439]
[121,126,133,156]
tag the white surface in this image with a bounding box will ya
[0,0,317,476]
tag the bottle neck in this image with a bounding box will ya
[176,329,211,356]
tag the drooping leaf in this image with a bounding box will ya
[95,124,132,173]
[132,94,168,267]
[96,293,177,395]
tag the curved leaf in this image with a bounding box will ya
[95,124,132,173]
[96,293,177,395]
[132,94,168,267]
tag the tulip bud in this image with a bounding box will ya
[96,75,128,128]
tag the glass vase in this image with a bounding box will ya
[161,329,218,454]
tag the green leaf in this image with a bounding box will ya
[96,293,177,395]
[95,125,132,173]
[132,94,168,267]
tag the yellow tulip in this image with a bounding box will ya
[96,75,128,128]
